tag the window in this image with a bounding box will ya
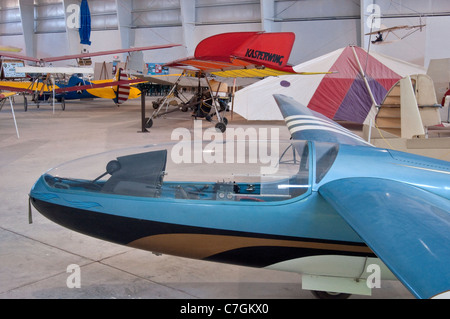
[315,142,339,183]
[43,141,312,203]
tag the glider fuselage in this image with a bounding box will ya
[29,141,449,282]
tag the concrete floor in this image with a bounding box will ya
[0,96,413,299]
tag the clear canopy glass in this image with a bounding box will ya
[42,140,316,202]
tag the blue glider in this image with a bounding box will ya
[29,94,450,299]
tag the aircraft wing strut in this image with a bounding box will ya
[319,177,450,299]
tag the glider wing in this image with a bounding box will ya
[319,177,450,299]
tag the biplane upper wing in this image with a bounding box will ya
[165,32,329,78]
[275,93,450,299]
[0,52,40,63]
[0,44,181,63]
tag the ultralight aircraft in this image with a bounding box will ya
[147,32,330,132]
[366,24,426,44]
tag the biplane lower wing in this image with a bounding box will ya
[0,77,142,102]
[0,82,38,94]
[54,78,142,94]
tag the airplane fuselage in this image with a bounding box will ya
[29,141,450,285]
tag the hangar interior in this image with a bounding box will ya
[0,0,449,299]
[3,0,450,66]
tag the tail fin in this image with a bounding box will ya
[114,68,130,105]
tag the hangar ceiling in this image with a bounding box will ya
[0,0,450,66]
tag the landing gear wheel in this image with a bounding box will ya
[60,97,65,110]
[215,122,226,133]
[180,103,189,112]
[24,97,28,112]
[311,290,351,299]
[145,118,153,129]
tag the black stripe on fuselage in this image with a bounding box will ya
[30,197,375,267]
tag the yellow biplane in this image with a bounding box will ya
[0,44,180,110]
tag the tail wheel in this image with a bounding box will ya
[215,122,226,133]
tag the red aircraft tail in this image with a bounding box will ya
[114,68,131,105]
[194,32,295,70]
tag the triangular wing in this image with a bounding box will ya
[274,94,372,146]
[319,178,450,299]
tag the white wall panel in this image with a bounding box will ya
[134,26,186,63]
[89,0,117,30]
[0,0,448,67]
[194,23,260,47]
[0,4,22,35]
[131,0,181,28]
[425,16,450,67]
[35,32,68,57]
[85,29,122,63]
[196,2,260,25]
[279,19,360,65]
[274,0,359,20]
[0,34,25,48]
[33,0,65,33]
